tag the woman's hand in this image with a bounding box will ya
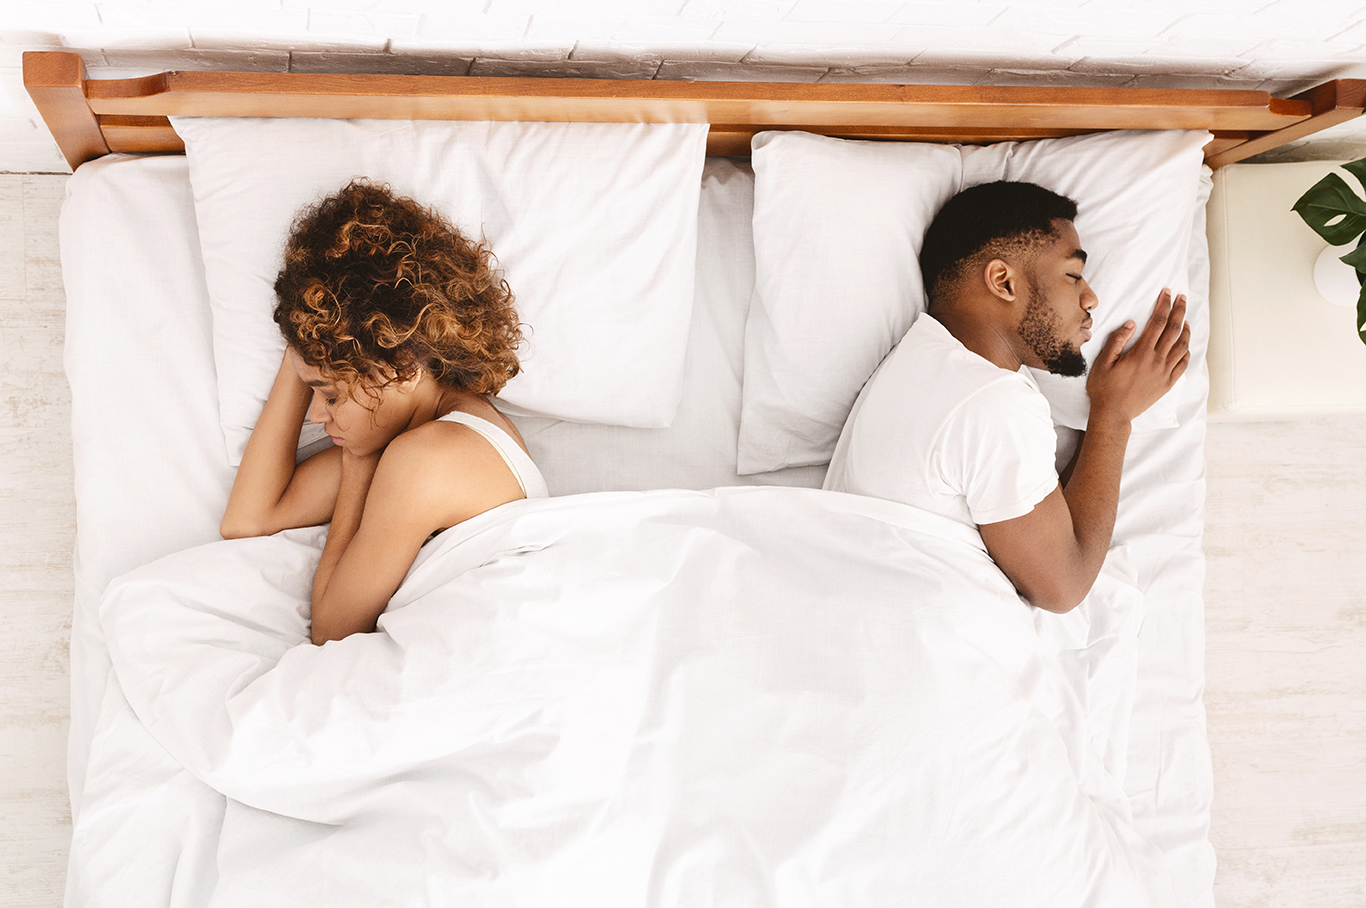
[220,350,342,539]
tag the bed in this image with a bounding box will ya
[29,50,1364,908]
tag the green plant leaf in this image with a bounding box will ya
[1358,282,1366,348]
[1292,172,1366,245]
[1339,241,1366,273]
[1343,156,1366,196]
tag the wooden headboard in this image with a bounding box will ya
[24,50,1366,172]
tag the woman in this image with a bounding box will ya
[220,180,547,645]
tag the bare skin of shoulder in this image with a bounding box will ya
[221,350,532,643]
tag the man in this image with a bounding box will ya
[823,181,1190,614]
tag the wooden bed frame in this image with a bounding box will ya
[24,50,1366,172]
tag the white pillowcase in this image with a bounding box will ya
[740,129,1209,475]
[960,130,1207,432]
[739,132,964,475]
[511,159,827,496]
[171,117,708,466]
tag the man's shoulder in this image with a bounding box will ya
[826,313,1055,523]
[949,369,1051,427]
[886,314,1033,402]
[846,316,1047,463]
[895,320,1052,439]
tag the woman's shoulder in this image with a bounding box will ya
[371,418,523,525]
[383,415,492,468]
[383,412,528,487]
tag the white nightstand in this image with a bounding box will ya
[1207,160,1366,420]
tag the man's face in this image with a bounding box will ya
[1017,219,1097,377]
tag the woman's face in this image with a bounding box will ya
[289,350,416,457]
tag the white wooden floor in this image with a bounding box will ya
[1205,415,1366,905]
[0,173,74,907]
[2,172,1365,906]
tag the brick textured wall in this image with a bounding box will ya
[4,1,1366,169]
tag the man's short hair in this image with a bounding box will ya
[919,181,1079,308]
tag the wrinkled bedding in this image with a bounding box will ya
[79,486,1170,907]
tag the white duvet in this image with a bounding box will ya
[80,487,1170,907]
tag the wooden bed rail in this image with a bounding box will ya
[24,51,1364,171]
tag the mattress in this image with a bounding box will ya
[60,153,1215,906]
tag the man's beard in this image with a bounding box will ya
[1021,277,1088,377]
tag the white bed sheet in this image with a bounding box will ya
[96,488,1167,908]
[60,153,1215,907]
[61,155,233,814]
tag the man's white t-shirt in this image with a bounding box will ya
[824,314,1058,528]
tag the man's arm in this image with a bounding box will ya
[978,290,1191,613]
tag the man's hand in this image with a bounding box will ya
[1086,289,1191,424]
[979,289,1192,614]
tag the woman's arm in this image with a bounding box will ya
[308,422,526,644]
[310,447,381,632]
[220,351,342,539]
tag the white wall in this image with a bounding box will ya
[6,0,1366,172]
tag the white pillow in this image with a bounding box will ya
[960,130,1207,432]
[171,117,708,466]
[511,159,827,496]
[740,129,1209,475]
[739,132,964,475]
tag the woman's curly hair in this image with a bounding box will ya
[273,180,522,404]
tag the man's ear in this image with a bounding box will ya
[984,258,1018,302]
